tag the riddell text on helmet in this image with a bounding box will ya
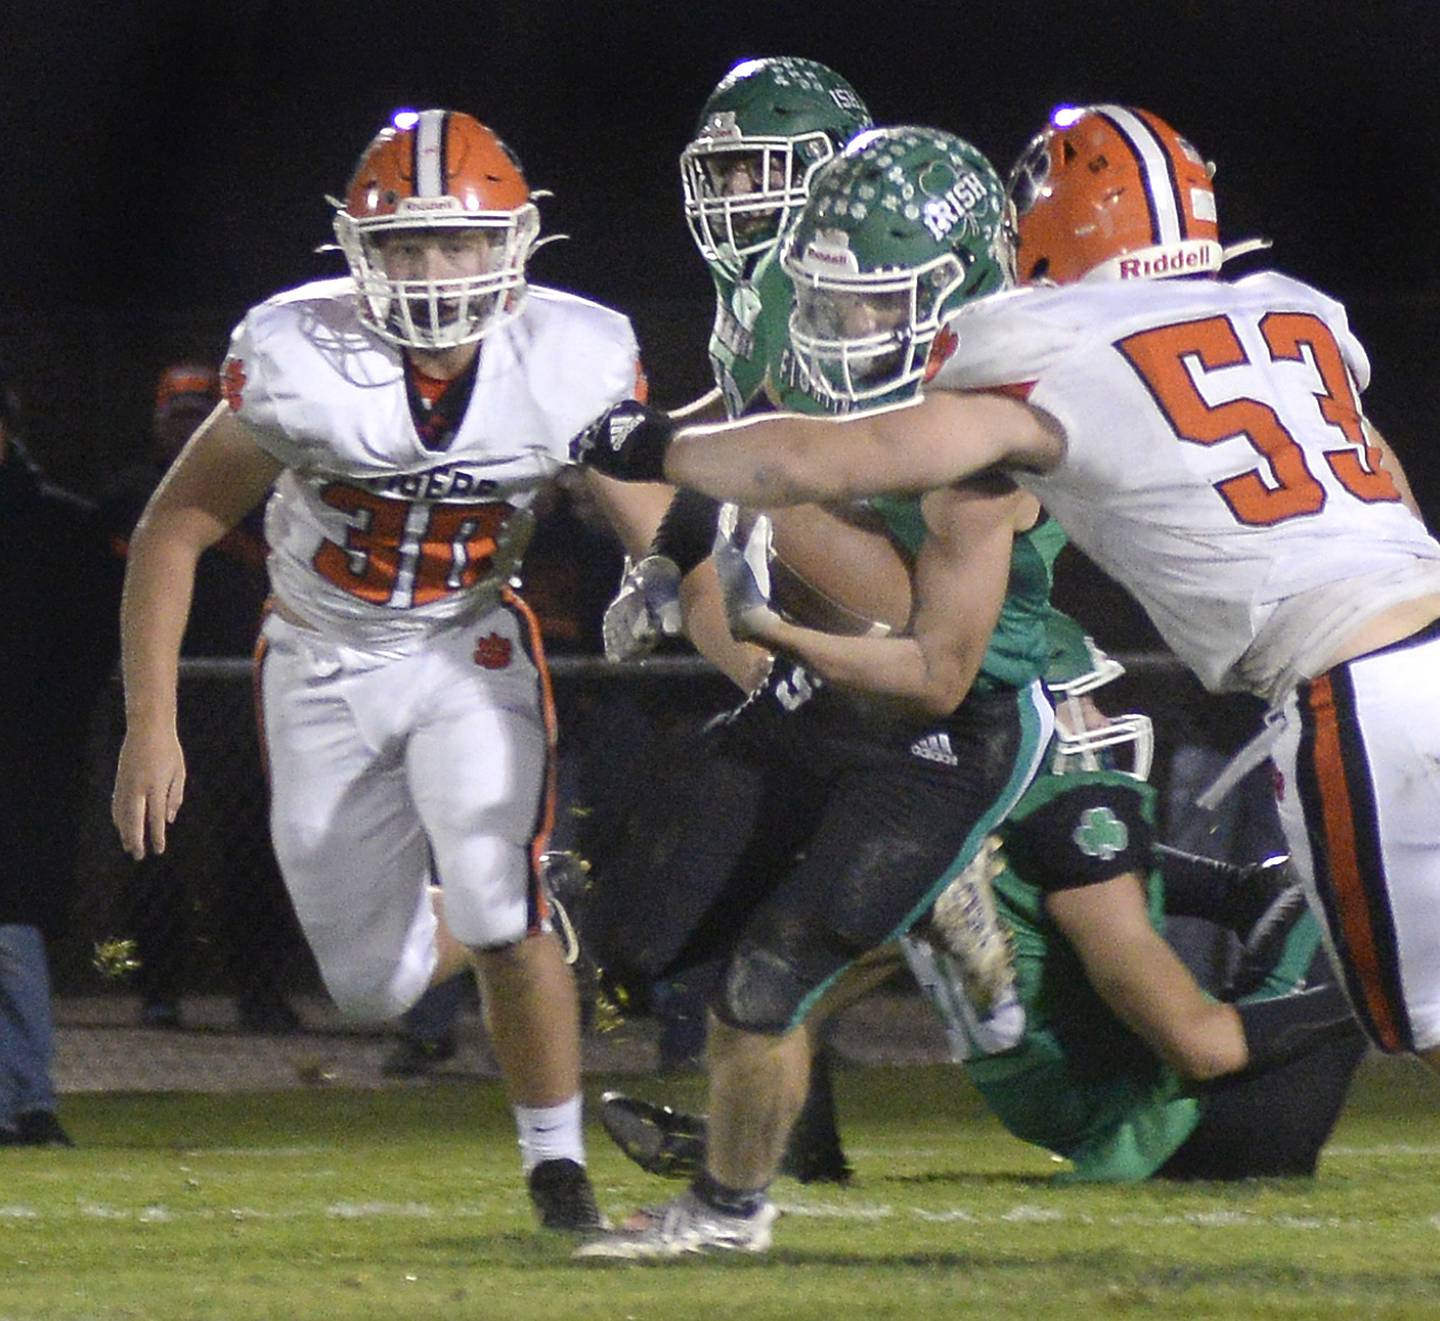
[1117,244,1220,279]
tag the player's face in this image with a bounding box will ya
[704,149,787,239]
[375,228,504,280]
[705,150,786,198]
[794,285,911,385]
[371,228,507,346]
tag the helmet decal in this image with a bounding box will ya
[1091,104,1191,249]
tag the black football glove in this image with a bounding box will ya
[569,399,676,482]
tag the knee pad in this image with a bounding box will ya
[712,941,824,1036]
[321,956,427,1023]
[435,837,531,949]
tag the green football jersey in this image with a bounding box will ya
[710,237,1062,694]
[862,497,1064,692]
[963,769,1203,1180]
[707,253,794,420]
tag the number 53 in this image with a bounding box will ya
[1117,311,1399,526]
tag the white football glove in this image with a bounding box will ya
[712,504,781,639]
[602,555,683,662]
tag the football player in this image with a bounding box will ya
[588,59,1062,1194]
[599,617,1366,1184]
[593,59,1059,1048]
[574,127,1061,1261]
[575,106,1440,1080]
[600,54,880,682]
[111,109,662,1231]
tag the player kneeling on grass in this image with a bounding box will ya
[600,616,1367,1184]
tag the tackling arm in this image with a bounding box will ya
[112,405,283,860]
[664,390,1061,507]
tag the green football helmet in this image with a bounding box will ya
[782,126,1015,404]
[1044,612,1154,780]
[681,57,872,281]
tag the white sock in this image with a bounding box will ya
[515,1094,584,1174]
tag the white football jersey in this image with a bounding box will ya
[225,277,640,649]
[935,272,1440,699]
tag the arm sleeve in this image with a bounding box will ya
[650,488,723,576]
[1004,780,1155,895]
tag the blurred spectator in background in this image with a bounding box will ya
[99,363,302,1033]
[0,368,121,1145]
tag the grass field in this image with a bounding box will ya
[3,1058,1440,1320]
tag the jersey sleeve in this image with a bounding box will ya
[928,286,1079,395]
[221,305,316,470]
[1003,778,1155,894]
[1321,289,1371,394]
[528,296,646,458]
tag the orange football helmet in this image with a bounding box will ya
[1007,105,1220,285]
[333,109,540,349]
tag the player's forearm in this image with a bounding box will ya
[665,413,862,507]
[747,615,977,717]
[679,564,771,693]
[118,514,206,729]
[1084,932,1248,1081]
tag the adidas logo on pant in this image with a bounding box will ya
[910,733,958,766]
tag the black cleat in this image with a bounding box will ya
[599,1092,706,1179]
[599,1091,853,1185]
[527,1157,606,1231]
[781,1136,853,1185]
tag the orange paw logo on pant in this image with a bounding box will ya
[473,632,513,669]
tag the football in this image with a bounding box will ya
[764,504,914,635]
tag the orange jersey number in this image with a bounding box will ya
[1117,312,1399,527]
[312,484,513,606]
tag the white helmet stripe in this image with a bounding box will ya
[414,110,448,196]
[1094,104,1183,247]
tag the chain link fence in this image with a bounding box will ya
[61,652,1273,1007]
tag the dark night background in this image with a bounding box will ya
[4,0,1438,652]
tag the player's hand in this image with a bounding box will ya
[569,399,675,482]
[602,555,684,662]
[111,725,187,860]
[712,504,780,640]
